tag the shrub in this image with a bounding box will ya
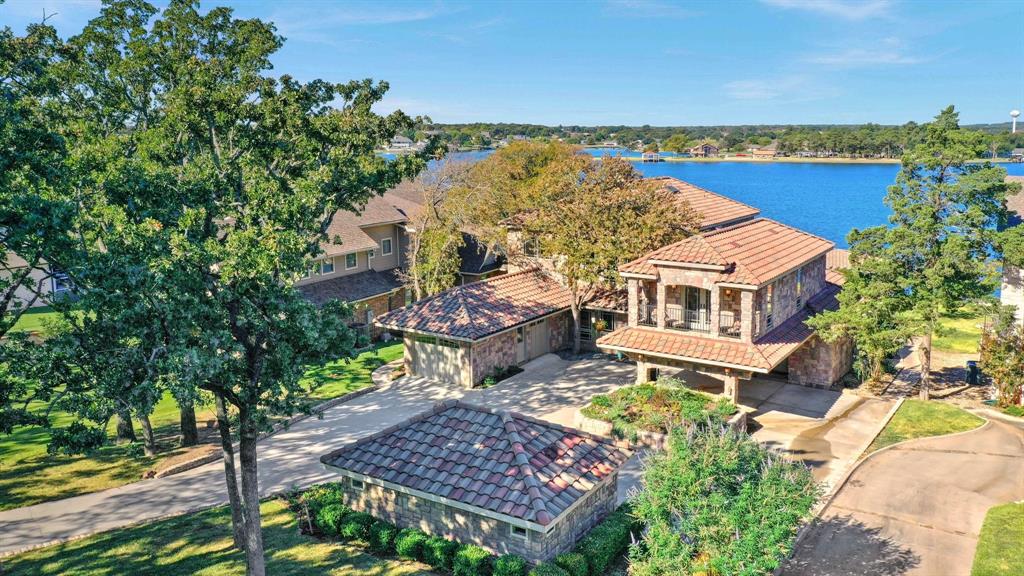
[553,552,588,576]
[368,519,399,555]
[315,503,349,535]
[453,544,493,576]
[494,554,527,576]
[303,483,345,517]
[422,536,460,571]
[394,528,429,560]
[339,511,375,541]
[574,508,635,576]
[528,563,570,576]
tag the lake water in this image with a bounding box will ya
[439,151,1024,248]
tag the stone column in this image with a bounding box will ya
[723,373,740,404]
[636,360,649,384]
[740,290,754,341]
[627,278,639,327]
[656,283,667,330]
[709,286,721,336]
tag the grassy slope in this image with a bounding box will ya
[0,498,432,576]
[971,502,1024,576]
[0,343,402,511]
[867,399,984,453]
[8,305,63,334]
[933,308,985,354]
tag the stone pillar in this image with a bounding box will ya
[636,360,649,384]
[656,283,667,329]
[740,290,754,341]
[723,373,740,404]
[627,278,639,327]
[709,286,721,336]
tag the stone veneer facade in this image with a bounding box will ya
[353,288,406,339]
[334,473,618,564]
[787,333,854,388]
[753,256,826,338]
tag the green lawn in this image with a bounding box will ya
[0,498,432,576]
[867,399,984,453]
[0,343,402,511]
[971,501,1024,576]
[933,307,985,354]
[9,305,64,334]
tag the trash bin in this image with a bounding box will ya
[966,360,979,385]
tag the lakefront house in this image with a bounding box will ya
[1002,175,1024,325]
[376,177,854,394]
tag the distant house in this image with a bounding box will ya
[1002,176,1024,325]
[457,233,505,284]
[1,252,73,309]
[389,135,413,150]
[751,141,778,158]
[1011,148,1024,163]
[688,142,719,158]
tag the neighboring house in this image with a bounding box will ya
[319,401,629,563]
[375,268,573,387]
[1011,148,1023,163]
[296,186,421,338]
[457,232,505,285]
[597,217,852,402]
[688,142,719,158]
[389,135,413,150]
[1002,176,1024,325]
[1,252,72,309]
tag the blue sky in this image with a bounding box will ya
[3,0,1023,125]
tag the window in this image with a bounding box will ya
[415,335,437,345]
[320,259,335,274]
[345,253,358,269]
[381,237,393,255]
[510,525,528,540]
[765,283,775,329]
[51,271,73,293]
[350,478,364,490]
[438,338,459,349]
[795,267,803,306]
[368,249,375,261]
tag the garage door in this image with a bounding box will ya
[527,320,550,361]
[411,335,462,384]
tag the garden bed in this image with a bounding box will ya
[576,380,741,449]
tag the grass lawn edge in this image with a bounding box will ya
[865,399,987,455]
[971,501,1024,576]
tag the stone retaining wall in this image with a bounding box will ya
[572,410,747,451]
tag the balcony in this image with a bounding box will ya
[718,310,741,338]
[666,306,710,334]
[639,304,657,327]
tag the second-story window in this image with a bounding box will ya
[765,283,775,329]
[795,267,803,306]
[321,259,335,274]
[381,237,393,255]
[345,253,358,269]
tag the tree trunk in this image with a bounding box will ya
[238,405,265,576]
[115,411,136,443]
[570,298,582,355]
[136,412,157,457]
[179,400,199,447]
[215,392,246,551]
[919,331,932,401]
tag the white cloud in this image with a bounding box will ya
[603,0,697,19]
[760,0,892,21]
[806,37,924,68]
[723,76,839,102]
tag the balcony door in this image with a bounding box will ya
[683,286,710,332]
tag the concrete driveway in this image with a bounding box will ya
[783,412,1024,576]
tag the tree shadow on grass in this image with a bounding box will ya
[781,514,920,576]
[1,499,434,576]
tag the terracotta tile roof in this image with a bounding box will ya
[620,219,834,287]
[297,269,403,305]
[826,248,850,271]
[374,268,571,340]
[320,401,630,527]
[647,176,760,230]
[586,287,628,313]
[596,281,841,372]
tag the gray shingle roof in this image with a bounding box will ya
[297,269,403,305]
[320,401,630,527]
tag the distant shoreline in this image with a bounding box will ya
[621,156,901,164]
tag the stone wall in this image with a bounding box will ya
[548,311,571,351]
[353,289,405,339]
[753,256,826,336]
[335,474,618,564]
[470,330,517,385]
[786,333,854,388]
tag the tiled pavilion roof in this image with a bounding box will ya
[320,401,630,528]
[648,176,760,230]
[374,269,571,340]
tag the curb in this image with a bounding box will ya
[149,385,377,479]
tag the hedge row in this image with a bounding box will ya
[528,505,638,576]
[301,483,529,576]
